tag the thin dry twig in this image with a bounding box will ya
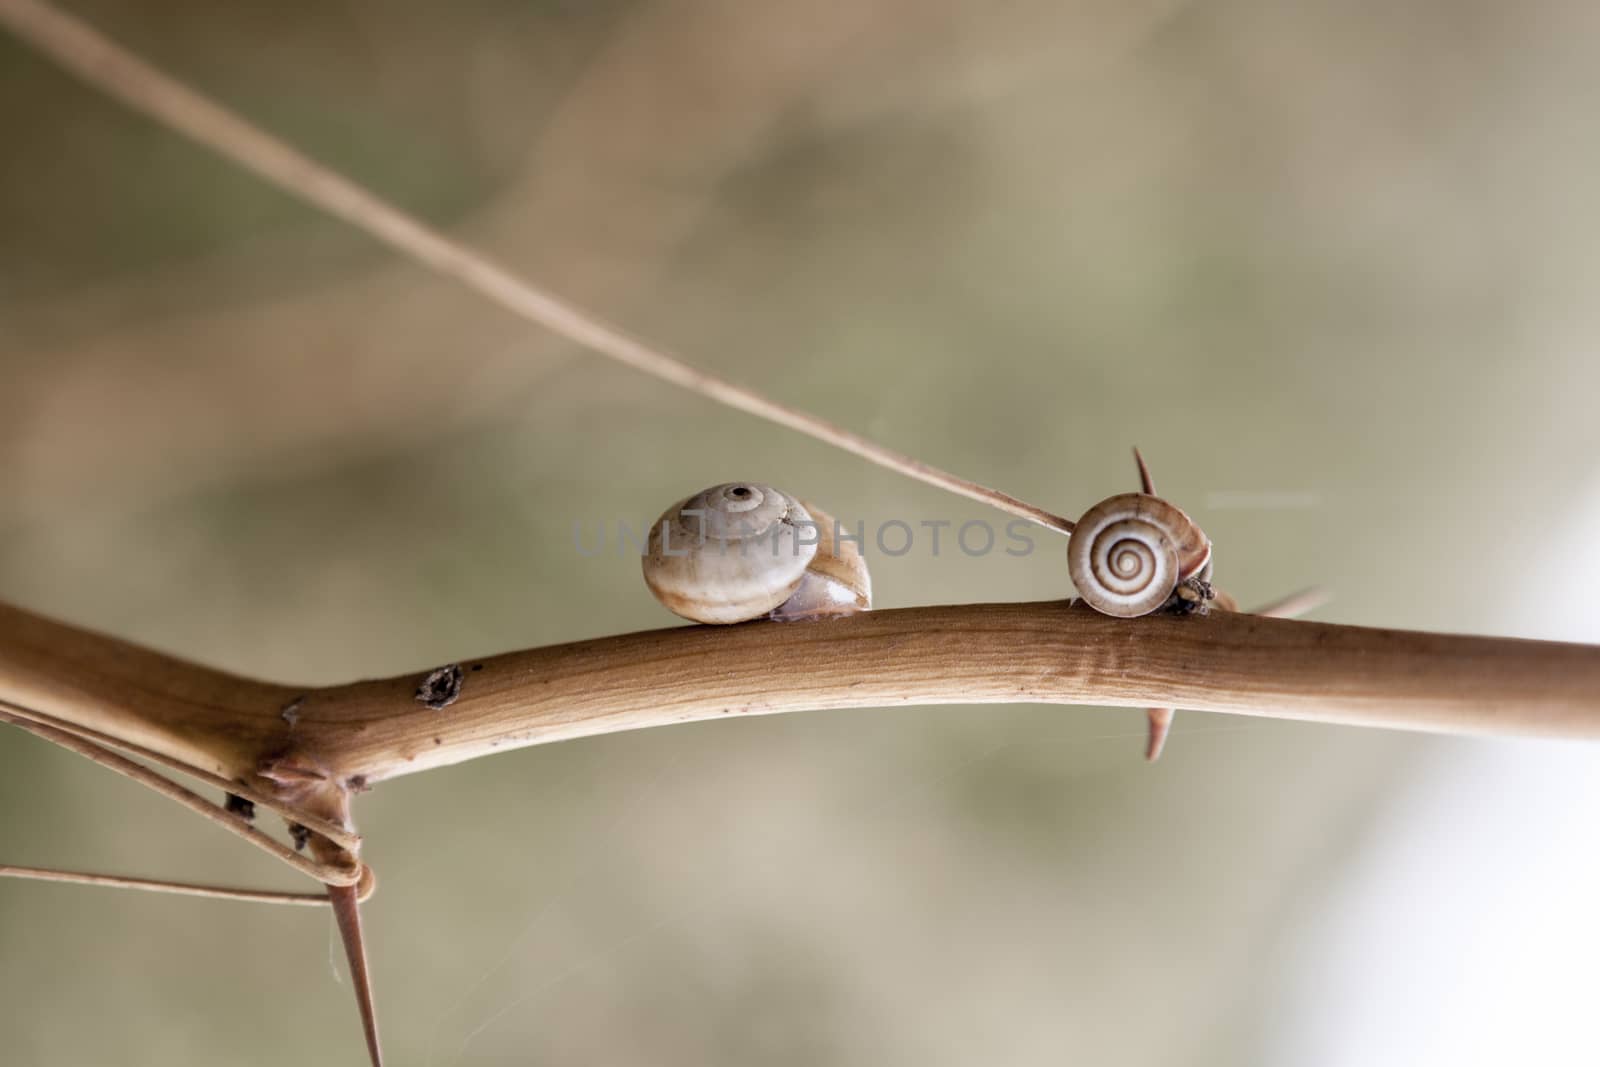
[0,705,362,886]
[0,865,334,906]
[0,0,1078,538]
[0,699,359,849]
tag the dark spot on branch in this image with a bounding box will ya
[415,664,464,710]
[471,664,483,672]
[346,775,369,793]
[289,822,311,852]
[223,793,255,822]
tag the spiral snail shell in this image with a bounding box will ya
[1066,491,1212,618]
[1069,450,1231,762]
[643,482,871,624]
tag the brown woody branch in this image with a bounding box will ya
[4,599,1598,808]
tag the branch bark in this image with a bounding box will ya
[4,600,1598,799]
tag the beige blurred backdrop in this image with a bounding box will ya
[4,1,1600,1064]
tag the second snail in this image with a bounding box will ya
[642,482,872,625]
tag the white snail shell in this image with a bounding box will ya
[1067,492,1212,617]
[643,482,871,624]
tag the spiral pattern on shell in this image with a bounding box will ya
[1067,492,1212,618]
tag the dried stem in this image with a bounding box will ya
[5,600,1599,800]
[1140,589,1330,762]
[0,0,1077,537]
[0,700,359,849]
[0,865,333,906]
[0,705,361,886]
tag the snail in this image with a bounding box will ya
[643,482,871,624]
[1066,450,1214,619]
[1067,450,1221,761]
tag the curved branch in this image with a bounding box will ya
[0,601,292,782]
[5,600,1599,792]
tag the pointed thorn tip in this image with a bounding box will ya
[1145,707,1173,762]
[1133,447,1156,496]
[328,881,385,1067]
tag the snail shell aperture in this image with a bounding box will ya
[643,482,871,624]
[1066,492,1212,617]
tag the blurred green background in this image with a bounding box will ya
[3,1,1600,1064]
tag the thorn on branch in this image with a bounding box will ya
[280,694,305,727]
[414,665,464,710]
[256,755,328,787]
